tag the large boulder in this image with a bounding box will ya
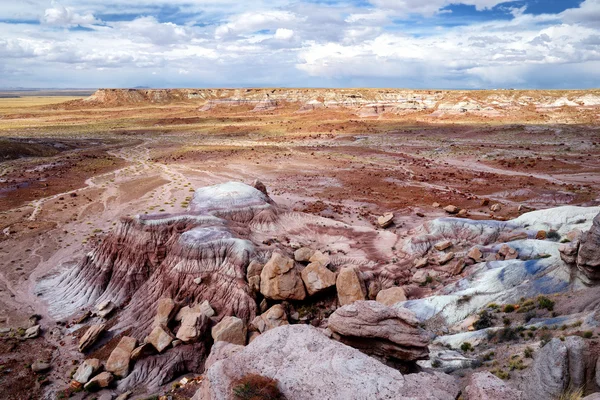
[465,372,523,400]
[195,325,459,400]
[176,312,209,343]
[260,252,306,301]
[327,301,429,361]
[153,298,176,328]
[336,267,366,306]
[145,325,175,353]
[376,286,407,306]
[251,304,288,333]
[211,316,247,345]
[578,212,600,280]
[106,336,137,378]
[520,337,587,400]
[301,262,337,296]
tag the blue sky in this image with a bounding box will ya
[0,0,598,88]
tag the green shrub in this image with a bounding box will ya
[537,296,555,311]
[524,347,534,358]
[460,342,473,352]
[583,331,593,339]
[503,304,516,313]
[474,310,495,330]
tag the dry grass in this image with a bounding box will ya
[231,374,286,400]
[557,388,584,400]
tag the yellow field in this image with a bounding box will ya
[0,96,84,111]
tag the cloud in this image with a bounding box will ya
[215,11,299,39]
[42,1,99,26]
[369,0,519,16]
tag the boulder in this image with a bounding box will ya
[559,241,579,265]
[301,262,336,296]
[196,325,459,400]
[294,247,315,263]
[211,316,247,345]
[73,358,102,384]
[153,298,176,328]
[251,304,289,333]
[31,361,51,373]
[414,257,429,268]
[145,325,175,353]
[204,341,244,371]
[375,287,407,306]
[520,337,587,400]
[79,324,105,352]
[578,212,600,280]
[434,240,453,251]
[444,205,459,214]
[23,325,40,339]
[260,252,306,301]
[490,204,502,212]
[328,301,429,361]
[106,336,137,378]
[176,301,215,321]
[176,312,209,343]
[377,212,394,228]
[130,343,155,361]
[246,260,263,292]
[96,300,116,318]
[498,244,518,260]
[465,371,523,400]
[336,267,366,306]
[437,252,455,265]
[467,247,483,262]
[84,371,114,391]
[308,250,330,267]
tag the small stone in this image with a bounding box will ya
[211,316,247,345]
[467,247,483,262]
[252,304,289,333]
[23,325,40,339]
[145,325,175,353]
[294,247,315,263]
[480,199,490,206]
[96,301,116,318]
[130,343,155,361]
[413,257,428,268]
[79,324,105,352]
[377,212,394,228]
[416,212,425,218]
[31,361,51,373]
[432,202,440,208]
[434,240,453,251]
[438,252,455,265]
[444,205,459,214]
[153,298,176,328]
[84,372,113,392]
[375,287,407,306]
[115,391,132,400]
[193,277,202,285]
[73,358,101,384]
[490,203,502,212]
[536,230,547,240]
[172,339,183,348]
[106,336,137,378]
[498,244,518,260]
[458,209,468,217]
[412,270,438,284]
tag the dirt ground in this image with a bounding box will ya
[0,95,599,399]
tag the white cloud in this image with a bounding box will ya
[42,1,99,26]
[274,28,294,40]
[215,11,299,39]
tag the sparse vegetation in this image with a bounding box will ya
[232,374,285,400]
[537,296,555,311]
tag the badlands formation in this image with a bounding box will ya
[0,88,599,400]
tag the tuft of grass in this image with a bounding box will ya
[557,388,583,400]
[231,374,285,400]
[537,296,555,311]
[503,304,516,313]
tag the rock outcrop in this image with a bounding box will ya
[328,301,429,362]
[106,336,137,378]
[519,337,587,400]
[336,267,366,306]
[211,316,247,345]
[578,212,600,280]
[196,325,459,400]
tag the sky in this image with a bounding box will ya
[0,0,599,89]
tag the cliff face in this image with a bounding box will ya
[76,88,600,116]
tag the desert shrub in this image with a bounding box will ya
[460,342,473,352]
[232,374,285,400]
[431,359,442,368]
[503,304,516,313]
[503,317,512,326]
[537,296,555,311]
[583,331,593,339]
[546,230,561,241]
[491,369,510,380]
[498,327,518,342]
[508,356,526,371]
[540,331,553,347]
[524,310,537,323]
[482,352,495,361]
[524,347,534,358]
[487,303,499,310]
[474,310,495,330]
